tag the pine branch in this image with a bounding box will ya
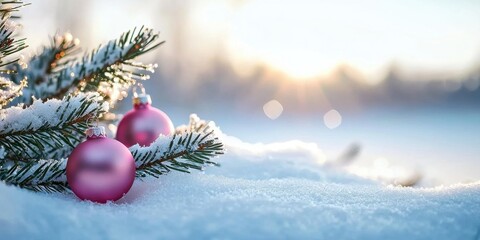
[0,92,108,159]
[133,114,225,178]
[0,158,69,193]
[8,33,80,105]
[0,75,25,107]
[47,27,163,104]
[133,131,223,178]
[0,115,225,193]
[0,1,28,69]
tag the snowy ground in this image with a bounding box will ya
[1,134,480,239]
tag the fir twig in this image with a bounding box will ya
[0,92,108,159]
[7,33,80,105]
[0,75,25,107]
[133,114,225,178]
[0,159,69,193]
[49,26,163,102]
[0,159,69,192]
[0,1,28,69]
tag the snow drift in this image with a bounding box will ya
[1,135,479,239]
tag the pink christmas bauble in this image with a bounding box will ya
[66,126,136,203]
[116,94,174,147]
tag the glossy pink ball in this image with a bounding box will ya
[66,130,136,203]
[116,101,174,147]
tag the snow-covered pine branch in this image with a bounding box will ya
[0,92,108,159]
[0,158,68,193]
[8,33,80,105]
[46,26,163,107]
[0,115,224,193]
[0,75,25,107]
[133,114,224,178]
[0,1,28,68]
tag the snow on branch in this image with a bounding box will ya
[8,32,80,105]
[0,115,225,193]
[0,75,25,107]
[47,26,163,105]
[0,92,109,159]
[0,158,68,193]
[133,114,224,178]
[0,1,28,68]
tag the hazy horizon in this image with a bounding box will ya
[21,0,480,82]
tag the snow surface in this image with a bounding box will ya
[1,135,480,239]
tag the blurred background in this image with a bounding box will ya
[21,0,480,186]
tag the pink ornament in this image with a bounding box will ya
[116,91,174,147]
[66,126,136,203]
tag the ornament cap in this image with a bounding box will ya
[86,126,106,138]
[133,93,152,105]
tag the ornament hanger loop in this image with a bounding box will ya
[85,113,105,138]
[133,83,146,98]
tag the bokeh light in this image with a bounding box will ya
[263,100,284,120]
[323,109,342,129]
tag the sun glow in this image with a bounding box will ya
[228,1,345,80]
[225,0,480,82]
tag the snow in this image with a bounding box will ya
[0,92,108,134]
[10,32,80,104]
[127,113,222,178]
[1,134,480,239]
[130,114,221,169]
[62,39,128,89]
[58,27,158,90]
[12,28,155,104]
[0,77,26,107]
